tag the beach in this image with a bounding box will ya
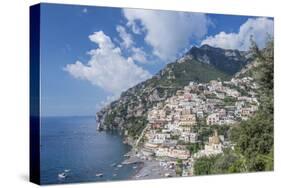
[122,150,176,180]
[132,160,176,180]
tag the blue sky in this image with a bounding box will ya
[39,3,273,116]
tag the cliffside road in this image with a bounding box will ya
[135,124,150,147]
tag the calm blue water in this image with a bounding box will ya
[40,116,137,184]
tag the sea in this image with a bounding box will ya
[40,116,139,184]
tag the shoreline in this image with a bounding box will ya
[122,149,177,180]
[111,132,177,180]
[99,129,177,180]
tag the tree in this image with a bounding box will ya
[194,150,246,175]
[176,159,183,176]
[193,155,218,175]
[230,37,274,172]
[185,143,201,154]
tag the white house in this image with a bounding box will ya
[206,113,220,125]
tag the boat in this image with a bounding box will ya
[96,173,103,177]
[117,164,123,168]
[58,172,67,179]
[64,169,70,173]
[133,166,138,169]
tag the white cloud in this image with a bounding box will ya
[125,18,142,35]
[64,31,151,95]
[131,47,147,63]
[201,17,274,50]
[116,25,148,63]
[122,9,209,61]
[116,25,134,49]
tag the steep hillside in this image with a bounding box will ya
[96,45,250,139]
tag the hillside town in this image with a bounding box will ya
[129,76,259,178]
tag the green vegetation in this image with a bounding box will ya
[223,96,237,106]
[193,155,217,175]
[231,113,273,171]
[126,117,148,139]
[176,159,183,176]
[231,38,273,172]
[194,37,274,175]
[171,60,230,86]
[185,143,202,154]
[188,45,248,75]
[194,150,247,175]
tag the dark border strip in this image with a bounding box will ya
[30,4,41,185]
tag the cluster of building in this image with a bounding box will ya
[136,76,259,176]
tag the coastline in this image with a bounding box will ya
[101,127,178,180]
[122,149,176,180]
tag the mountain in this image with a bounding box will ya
[96,45,251,139]
[184,44,250,74]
